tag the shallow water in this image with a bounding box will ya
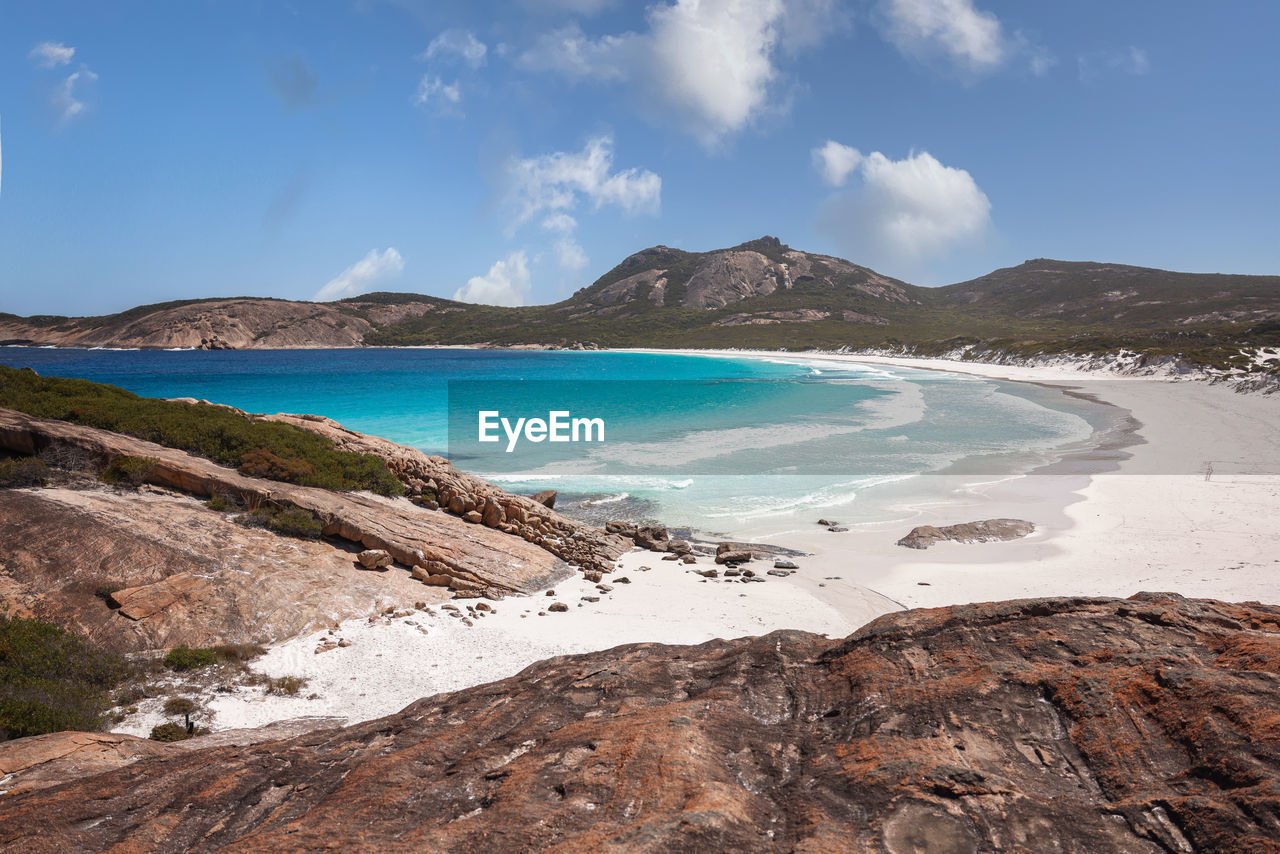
[1,347,1121,536]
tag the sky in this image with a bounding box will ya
[0,1,1277,316]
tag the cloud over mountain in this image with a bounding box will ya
[816,145,991,271]
[315,248,405,301]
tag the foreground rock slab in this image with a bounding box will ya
[2,593,1279,852]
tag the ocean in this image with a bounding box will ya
[0,347,1120,540]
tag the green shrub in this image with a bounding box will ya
[100,455,158,486]
[162,645,218,671]
[211,642,267,664]
[236,504,323,539]
[150,722,198,742]
[114,685,146,706]
[161,643,266,672]
[265,675,307,696]
[268,508,323,539]
[206,493,238,512]
[0,616,129,741]
[239,447,316,481]
[0,457,49,488]
[163,696,198,716]
[0,366,404,496]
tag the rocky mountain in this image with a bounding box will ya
[2,592,1278,851]
[555,236,916,317]
[933,259,1280,329]
[3,237,1277,370]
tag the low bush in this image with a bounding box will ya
[206,493,238,512]
[99,455,158,487]
[162,645,218,671]
[265,675,307,696]
[94,585,122,607]
[161,643,266,672]
[239,447,316,482]
[150,722,201,742]
[114,685,146,706]
[163,696,198,716]
[0,457,49,488]
[0,366,404,496]
[211,642,267,664]
[0,616,129,741]
[236,505,324,539]
[268,508,324,539]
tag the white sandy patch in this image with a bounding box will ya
[116,548,896,735]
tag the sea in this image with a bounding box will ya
[0,347,1124,542]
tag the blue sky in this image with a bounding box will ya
[1,1,1277,316]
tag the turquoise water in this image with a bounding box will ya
[1,347,1114,537]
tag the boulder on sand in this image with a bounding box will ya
[715,549,754,565]
[633,525,669,552]
[897,519,1035,550]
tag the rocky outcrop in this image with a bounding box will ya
[0,486,453,650]
[0,299,375,350]
[897,518,1036,549]
[0,408,580,599]
[2,593,1279,851]
[260,414,627,574]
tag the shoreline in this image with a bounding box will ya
[639,349,1279,613]
[11,345,1272,736]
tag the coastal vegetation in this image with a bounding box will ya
[0,457,49,488]
[0,366,404,496]
[0,615,129,741]
[162,643,267,672]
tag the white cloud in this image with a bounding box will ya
[812,140,863,187]
[1079,46,1150,82]
[424,29,487,68]
[414,75,462,110]
[52,66,97,123]
[541,213,578,234]
[876,0,1005,74]
[554,236,590,271]
[777,0,851,53]
[29,41,75,69]
[542,216,589,270]
[521,0,841,146]
[453,252,532,306]
[520,24,637,80]
[503,136,660,275]
[315,248,405,301]
[506,135,661,230]
[817,146,991,268]
[646,0,784,145]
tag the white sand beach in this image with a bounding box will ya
[116,353,1280,736]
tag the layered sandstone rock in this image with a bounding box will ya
[2,593,1277,852]
[0,408,581,599]
[259,413,629,574]
[0,486,452,650]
